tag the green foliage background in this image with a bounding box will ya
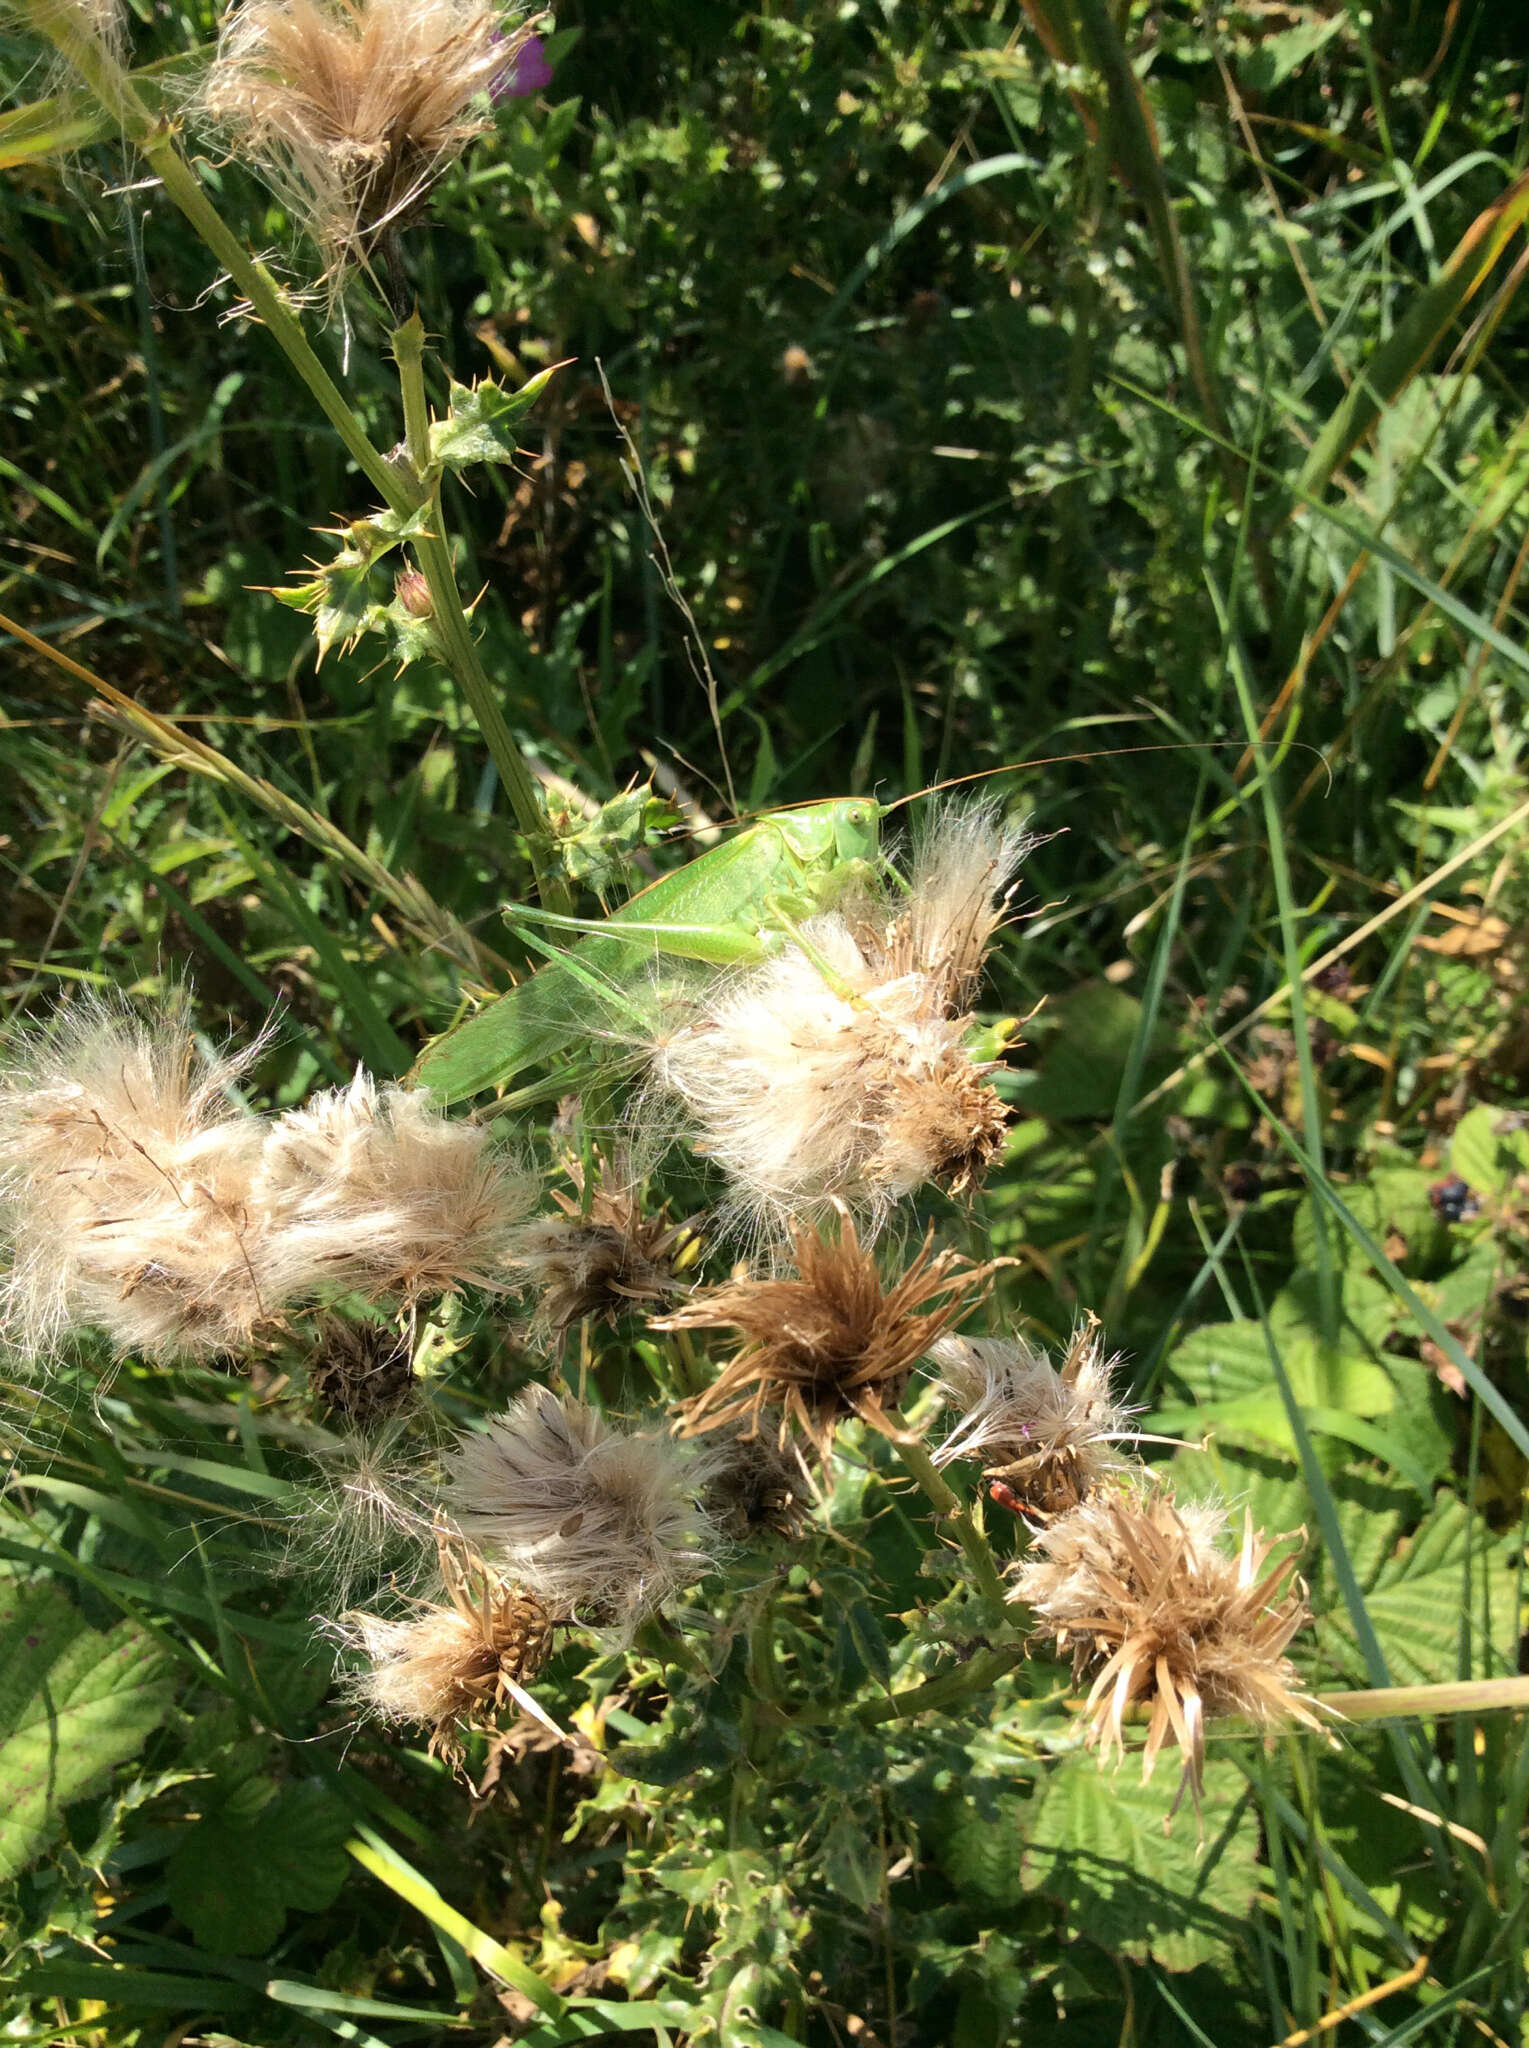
[2,0,1528,2042]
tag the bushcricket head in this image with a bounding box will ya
[772,796,883,874]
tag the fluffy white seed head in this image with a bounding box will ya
[645,920,1005,1241]
[336,1538,557,1762]
[932,1323,1139,1515]
[637,801,1026,1241]
[200,0,527,286]
[858,798,1033,1014]
[0,995,276,1361]
[444,1386,721,1634]
[254,1071,537,1304]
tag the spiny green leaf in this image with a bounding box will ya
[430,368,559,472]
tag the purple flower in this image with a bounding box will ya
[490,30,554,104]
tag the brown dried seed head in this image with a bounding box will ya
[306,1315,416,1425]
[698,1424,807,1540]
[660,1208,1004,1458]
[342,1538,558,1764]
[1013,1480,1321,1799]
[508,1168,694,1338]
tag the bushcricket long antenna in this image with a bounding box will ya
[877,738,1332,815]
[595,359,739,815]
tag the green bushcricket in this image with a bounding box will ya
[412,796,886,1102]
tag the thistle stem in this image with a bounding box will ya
[391,315,566,910]
[858,1644,1028,1727]
[31,8,408,513]
[35,9,566,911]
[891,1430,1011,1615]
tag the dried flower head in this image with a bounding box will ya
[255,1071,536,1305]
[1013,1480,1320,1796]
[933,1318,1138,1518]
[201,0,533,284]
[0,995,277,1361]
[341,1535,558,1763]
[508,1155,694,1338]
[306,1314,416,1425]
[660,1209,1002,1458]
[444,1386,720,1633]
[698,1424,807,1540]
[850,799,1033,1016]
[640,802,1024,1238]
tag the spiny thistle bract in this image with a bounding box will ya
[444,1386,722,1634]
[0,996,276,1361]
[200,0,535,287]
[304,1313,417,1425]
[640,802,1026,1238]
[1012,1479,1321,1795]
[659,1208,1003,1458]
[339,1534,559,1764]
[254,1070,537,1305]
[933,1318,1139,1518]
[506,1156,694,1338]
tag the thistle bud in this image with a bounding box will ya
[394,566,434,620]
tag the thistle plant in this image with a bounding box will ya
[6,4,1504,2037]
[0,0,1320,1809]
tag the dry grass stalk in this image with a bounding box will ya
[445,1385,720,1634]
[341,1533,559,1763]
[1013,1480,1321,1797]
[642,801,1026,1239]
[200,0,533,286]
[933,1317,1138,1518]
[659,1207,1002,1457]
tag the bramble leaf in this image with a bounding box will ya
[166,1777,351,1956]
[1022,1755,1259,1974]
[0,1577,175,1883]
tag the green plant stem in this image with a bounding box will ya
[858,1644,1028,1727]
[891,1430,1011,1614]
[37,10,565,911]
[392,316,566,908]
[779,1642,1030,1732]
[33,8,408,513]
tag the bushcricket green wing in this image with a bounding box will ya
[412,798,882,1102]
